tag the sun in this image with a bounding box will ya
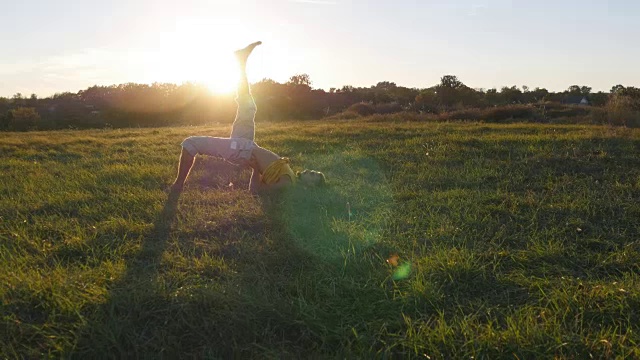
[149,45,241,95]
[200,55,240,94]
[143,19,257,94]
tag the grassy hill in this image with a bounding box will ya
[1,118,639,358]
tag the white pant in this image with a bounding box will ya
[230,94,257,140]
[181,136,255,163]
[180,93,257,163]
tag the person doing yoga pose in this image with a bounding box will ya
[169,41,325,194]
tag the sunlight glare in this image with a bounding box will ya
[145,19,261,94]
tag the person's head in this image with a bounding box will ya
[297,169,326,187]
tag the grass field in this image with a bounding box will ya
[1,118,640,358]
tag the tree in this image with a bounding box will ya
[392,86,420,107]
[566,85,591,96]
[415,88,438,112]
[26,93,38,107]
[340,85,355,93]
[590,91,609,107]
[620,86,640,100]
[252,78,283,97]
[0,112,6,130]
[485,88,500,106]
[8,107,41,131]
[12,93,25,106]
[606,87,640,127]
[375,81,397,90]
[0,97,8,112]
[610,84,625,94]
[530,87,549,102]
[287,74,312,87]
[567,85,582,94]
[436,75,467,108]
[439,75,464,89]
[500,86,523,104]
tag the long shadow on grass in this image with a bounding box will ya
[67,132,640,357]
[69,158,267,358]
[69,188,180,358]
[67,159,353,357]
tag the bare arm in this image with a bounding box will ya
[249,168,262,193]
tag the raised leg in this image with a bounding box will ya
[234,41,262,99]
[230,41,261,140]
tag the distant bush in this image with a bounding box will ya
[7,107,41,131]
[329,102,405,120]
[535,103,612,125]
[347,102,376,116]
[363,112,436,122]
[587,107,608,125]
[348,104,617,125]
[374,102,403,114]
[0,113,7,130]
[606,92,640,128]
[439,108,482,121]
[544,104,591,119]
[325,111,361,120]
[483,104,538,122]
[436,105,538,123]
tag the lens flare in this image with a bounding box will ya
[277,149,393,262]
[387,254,399,266]
[392,262,412,281]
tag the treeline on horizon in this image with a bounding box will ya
[1,74,640,131]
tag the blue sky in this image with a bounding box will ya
[1,0,639,97]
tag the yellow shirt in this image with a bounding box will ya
[261,158,296,185]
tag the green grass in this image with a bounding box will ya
[1,119,640,358]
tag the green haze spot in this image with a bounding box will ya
[277,148,393,262]
[392,262,412,281]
